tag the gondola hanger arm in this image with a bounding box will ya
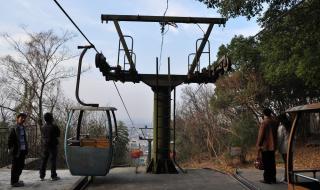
[75,45,99,107]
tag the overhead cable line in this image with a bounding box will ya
[163,0,169,17]
[195,83,204,94]
[179,83,204,109]
[53,0,99,53]
[196,23,205,36]
[158,0,169,72]
[112,81,136,129]
[253,0,305,38]
[53,0,139,137]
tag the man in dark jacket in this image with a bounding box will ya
[8,113,28,187]
[256,108,279,184]
[39,112,60,181]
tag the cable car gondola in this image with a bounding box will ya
[286,103,320,190]
[64,106,118,176]
[64,45,118,176]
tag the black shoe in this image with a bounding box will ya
[51,176,60,181]
[11,181,24,187]
[40,177,45,181]
[260,180,272,184]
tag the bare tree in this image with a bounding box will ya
[0,29,76,125]
[176,71,267,163]
[177,85,235,160]
[0,76,16,125]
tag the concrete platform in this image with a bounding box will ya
[0,167,289,190]
[87,167,245,190]
[238,168,287,190]
[0,169,83,190]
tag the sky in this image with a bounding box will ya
[0,0,261,130]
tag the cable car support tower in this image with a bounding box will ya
[96,14,230,174]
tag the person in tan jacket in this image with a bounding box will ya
[256,108,279,184]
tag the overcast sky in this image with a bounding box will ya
[0,0,261,129]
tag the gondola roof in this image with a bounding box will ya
[286,102,320,113]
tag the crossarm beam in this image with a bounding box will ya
[101,14,226,24]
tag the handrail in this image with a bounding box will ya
[291,170,320,179]
[294,173,320,183]
[111,110,118,143]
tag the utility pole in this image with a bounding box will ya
[139,126,153,166]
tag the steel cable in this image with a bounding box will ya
[53,0,140,137]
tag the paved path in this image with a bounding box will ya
[87,167,245,190]
[0,167,289,190]
[238,168,287,190]
[0,169,82,190]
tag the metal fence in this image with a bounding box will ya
[0,127,10,167]
[0,125,41,168]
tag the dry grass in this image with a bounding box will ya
[179,153,236,174]
[292,145,320,170]
[179,145,320,174]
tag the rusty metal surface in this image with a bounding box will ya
[285,102,320,113]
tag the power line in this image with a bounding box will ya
[112,81,134,126]
[112,81,140,136]
[53,0,99,53]
[158,0,169,72]
[195,83,204,94]
[163,0,169,16]
[53,0,140,136]
[158,34,165,71]
[179,84,204,108]
[196,23,205,36]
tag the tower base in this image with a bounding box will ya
[146,158,178,174]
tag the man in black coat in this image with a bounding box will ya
[39,112,60,181]
[8,113,28,187]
